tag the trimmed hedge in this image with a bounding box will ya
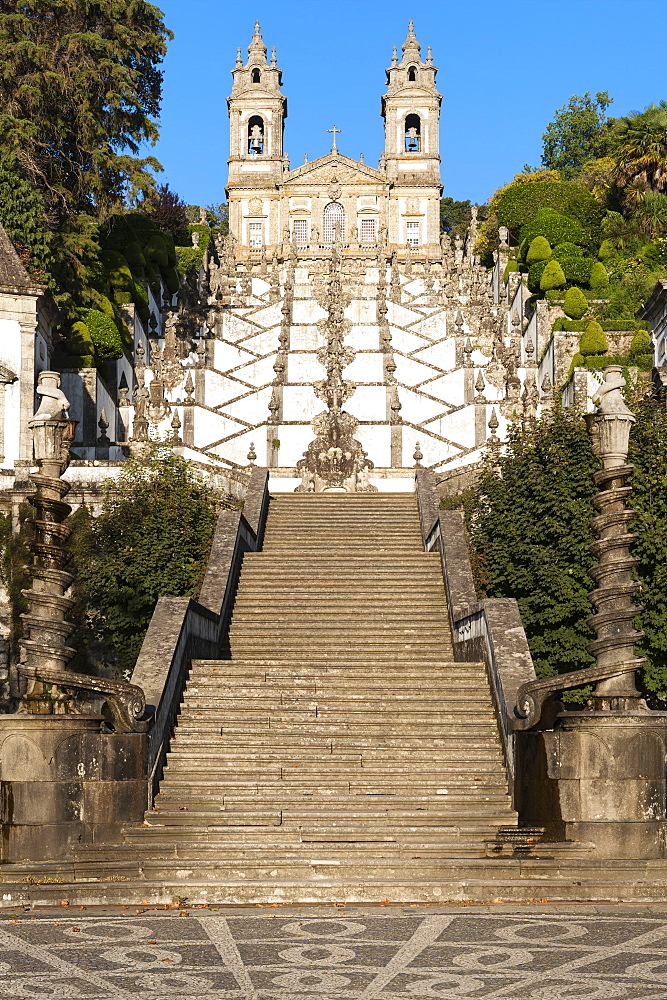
[496,181,604,235]
[527,260,548,292]
[521,208,590,250]
[589,261,609,290]
[82,308,123,362]
[585,353,653,372]
[553,317,588,332]
[630,329,652,357]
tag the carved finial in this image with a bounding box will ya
[488,406,500,448]
[254,19,260,32]
[97,407,109,445]
[171,409,182,445]
[426,44,433,65]
[247,441,257,468]
[270,46,277,66]
[474,371,486,404]
[184,371,195,402]
[413,441,423,468]
[391,45,398,66]
[235,46,242,67]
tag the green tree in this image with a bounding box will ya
[71,445,224,675]
[468,409,599,679]
[0,1,172,313]
[611,101,667,193]
[0,153,52,282]
[541,92,613,178]
[463,398,667,704]
[440,197,472,235]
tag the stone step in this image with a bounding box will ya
[171,735,504,750]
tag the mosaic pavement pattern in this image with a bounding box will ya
[1,906,667,999]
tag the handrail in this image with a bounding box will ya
[18,663,148,734]
[130,467,270,800]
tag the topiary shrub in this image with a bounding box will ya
[579,320,608,356]
[521,208,590,250]
[598,239,617,262]
[82,309,123,362]
[540,259,566,292]
[526,236,552,265]
[123,242,146,277]
[630,329,652,358]
[163,265,180,296]
[503,259,519,283]
[588,261,609,291]
[143,233,168,269]
[527,260,548,292]
[563,286,589,319]
[551,242,594,285]
[132,277,150,323]
[66,320,95,356]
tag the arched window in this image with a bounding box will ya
[248,115,264,154]
[404,113,421,153]
[323,202,345,243]
[251,68,261,83]
[408,66,417,82]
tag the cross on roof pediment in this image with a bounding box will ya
[286,152,382,186]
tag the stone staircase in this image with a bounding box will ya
[9,490,667,904]
[117,493,516,877]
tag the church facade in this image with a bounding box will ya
[226,20,442,252]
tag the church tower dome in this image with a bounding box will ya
[382,21,442,248]
[227,21,287,248]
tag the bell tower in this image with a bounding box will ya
[382,21,442,247]
[227,22,287,247]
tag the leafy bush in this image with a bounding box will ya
[503,259,519,283]
[569,351,585,373]
[70,445,227,676]
[526,236,552,265]
[579,320,608,355]
[163,265,180,295]
[521,208,590,249]
[540,259,567,291]
[143,233,168,269]
[545,289,565,301]
[82,309,123,362]
[563,286,589,319]
[630,329,652,357]
[599,319,649,330]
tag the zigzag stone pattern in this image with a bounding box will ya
[133,221,543,492]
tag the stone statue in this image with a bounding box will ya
[29,371,70,425]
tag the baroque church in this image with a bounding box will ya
[177,18,540,493]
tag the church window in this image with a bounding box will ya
[360,218,376,244]
[323,201,345,243]
[408,66,417,82]
[248,115,265,154]
[292,219,308,246]
[404,114,421,153]
[248,222,263,248]
[251,68,261,83]
[406,221,420,246]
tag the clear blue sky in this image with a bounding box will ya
[151,0,667,208]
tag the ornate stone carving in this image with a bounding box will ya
[296,246,376,493]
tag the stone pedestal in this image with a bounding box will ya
[516,712,667,859]
[0,715,146,862]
